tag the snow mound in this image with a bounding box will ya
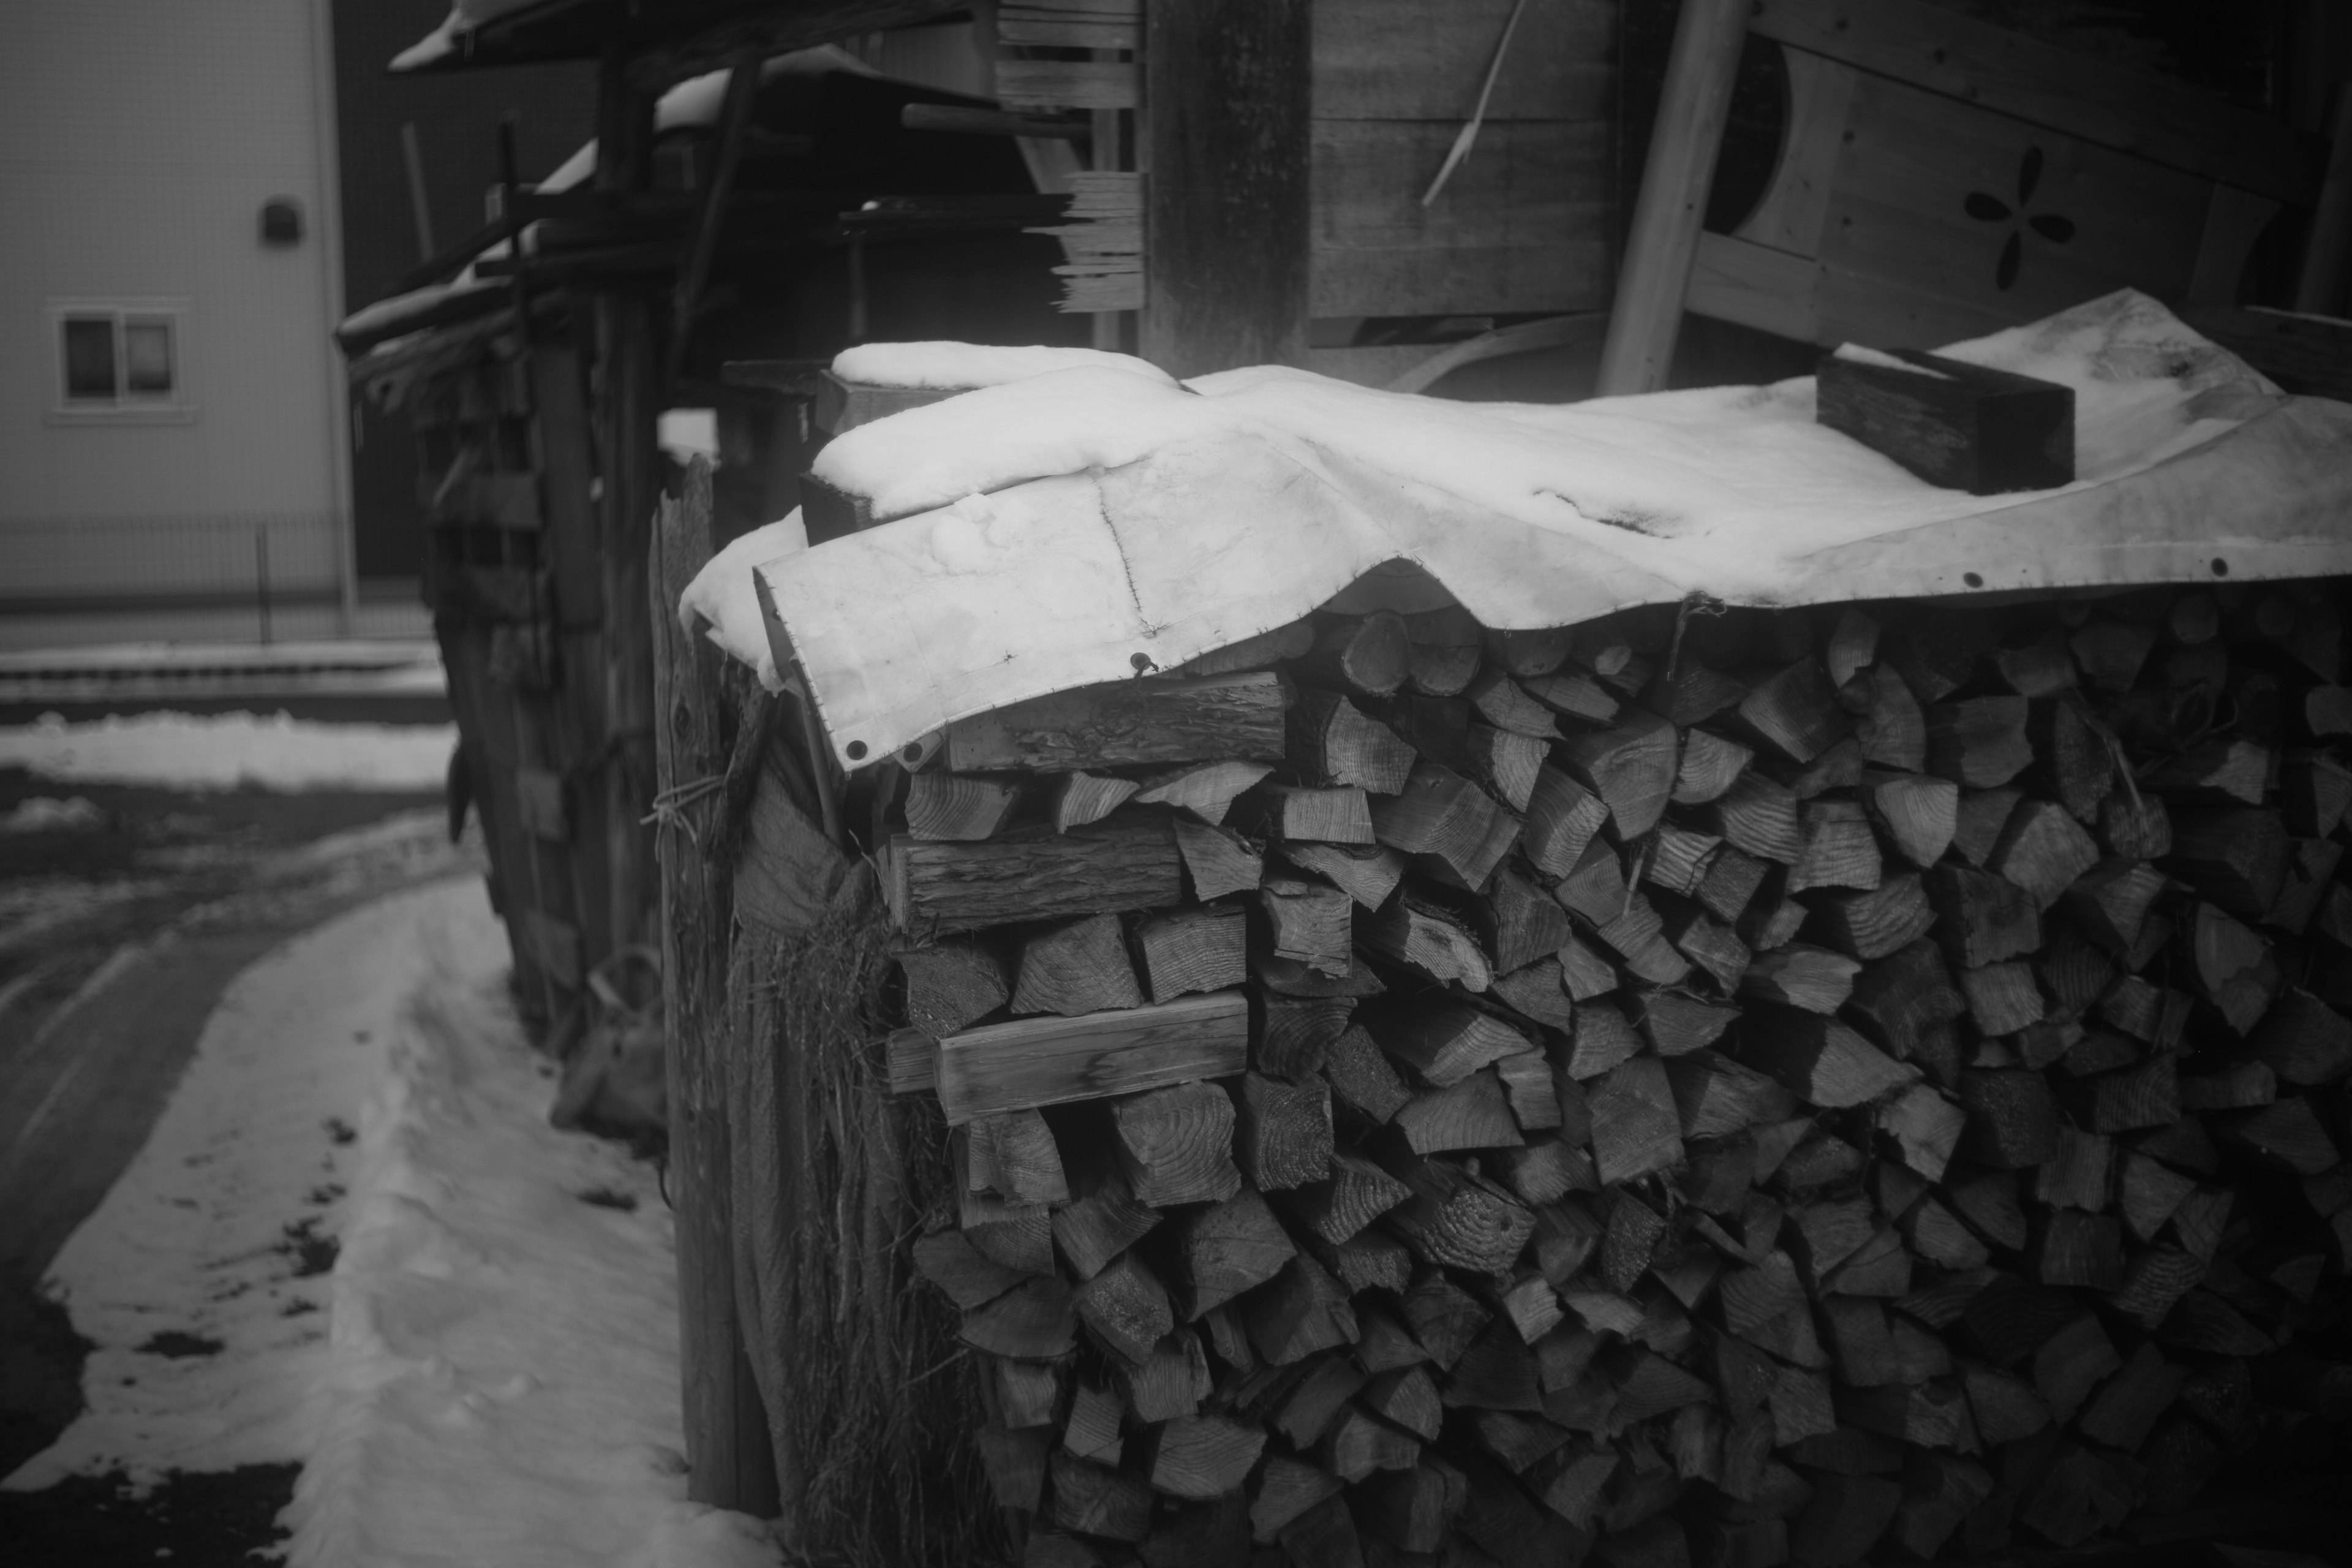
[832,341,1174,391]
[0,712,455,793]
[0,796,102,833]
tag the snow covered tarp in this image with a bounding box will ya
[686,292,2352,771]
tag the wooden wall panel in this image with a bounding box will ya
[1310,120,1612,317]
[1312,0,1614,121]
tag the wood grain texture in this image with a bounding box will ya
[1145,0,1311,374]
[935,990,1249,1123]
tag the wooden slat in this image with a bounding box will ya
[1000,15,1137,49]
[1730,48,1858,258]
[1748,0,2321,203]
[1815,71,2211,326]
[935,990,1251,1123]
[430,471,544,530]
[1144,0,1311,376]
[516,766,570,842]
[520,906,583,989]
[812,370,961,434]
[1311,119,1613,317]
[1310,0,1614,122]
[997,59,1138,110]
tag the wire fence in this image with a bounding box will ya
[0,514,347,641]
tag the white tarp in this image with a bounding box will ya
[698,292,2352,770]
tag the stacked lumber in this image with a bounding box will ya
[883,583,2352,1566]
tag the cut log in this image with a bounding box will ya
[1052,1162,1163,1281]
[937,990,1249,1123]
[1050,1452,1154,1541]
[1645,658,1751,726]
[1673,729,1754,807]
[1279,1149,1412,1245]
[1667,1052,1797,1140]
[899,940,1010,1036]
[2060,859,2166,956]
[1370,761,1509,885]
[1950,788,2021,866]
[1806,871,1937,961]
[883,815,1182,932]
[1856,664,1929,772]
[1926,696,2032,787]
[1988,799,2101,908]
[1642,823,1724,897]
[1134,759,1277,823]
[1248,783,1376,845]
[1740,943,1860,1013]
[1172,816,1261,900]
[1135,904,1247,1002]
[1488,627,1576,678]
[1076,1250,1177,1363]
[1248,1457,1342,1544]
[2068,620,2155,693]
[1525,668,1621,725]
[1013,913,1147,1017]
[1588,1055,1686,1184]
[1231,1071,1334,1191]
[1319,1403,1422,1483]
[1260,876,1355,978]
[913,1226,1029,1310]
[1362,894,1493,990]
[1395,1069,1525,1155]
[967,1106,1072,1205]
[1112,1077,1243,1205]
[2167,806,2290,916]
[1172,1188,1296,1319]
[1362,995,1533,1087]
[1322,1023,1412,1123]
[1300,612,1411,697]
[1702,772,1802,864]
[2252,989,2352,1085]
[1377,1154,1539,1274]
[1862,771,1958,868]
[1491,958,1575,1030]
[1468,666,1562,739]
[944,673,1291,772]
[962,1275,1079,1358]
[2144,737,2269,804]
[1738,658,1852,763]
[1738,1010,1917,1108]
[1468,724,1550,811]
[905,771,1024,841]
[1557,709,1681,839]
[1409,642,1483,697]
[1289,687,1417,794]
[1924,864,2041,968]
[1956,1070,2062,1167]
[1276,840,1404,911]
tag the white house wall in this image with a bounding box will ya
[0,0,350,627]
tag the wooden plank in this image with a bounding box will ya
[1144,0,1311,376]
[881,814,1182,933]
[1310,0,1615,121]
[650,458,775,1513]
[935,990,1252,1123]
[1816,71,2214,332]
[514,766,570,842]
[997,58,1139,110]
[942,672,1292,773]
[1689,232,1827,342]
[1748,0,2321,203]
[1311,119,1613,317]
[1732,48,1859,258]
[1595,0,1751,393]
[812,369,959,435]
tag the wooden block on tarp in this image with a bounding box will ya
[935,990,1249,1123]
[1815,347,2073,495]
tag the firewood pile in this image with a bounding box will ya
[880,581,2352,1567]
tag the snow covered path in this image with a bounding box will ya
[5,877,777,1567]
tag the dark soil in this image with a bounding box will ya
[0,1464,299,1567]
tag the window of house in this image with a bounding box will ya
[48,301,192,418]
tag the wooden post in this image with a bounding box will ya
[597,55,660,962]
[1593,0,1751,395]
[654,458,777,1514]
[1140,0,1311,377]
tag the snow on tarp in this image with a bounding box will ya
[693,292,2352,771]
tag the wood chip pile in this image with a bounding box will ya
[873,581,2352,1568]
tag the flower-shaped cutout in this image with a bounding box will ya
[1963,145,2077,290]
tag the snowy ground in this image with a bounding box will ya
[4,877,778,1567]
[0,712,456,793]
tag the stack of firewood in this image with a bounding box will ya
[882,581,2352,1567]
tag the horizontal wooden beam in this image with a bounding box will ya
[935,990,1251,1123]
